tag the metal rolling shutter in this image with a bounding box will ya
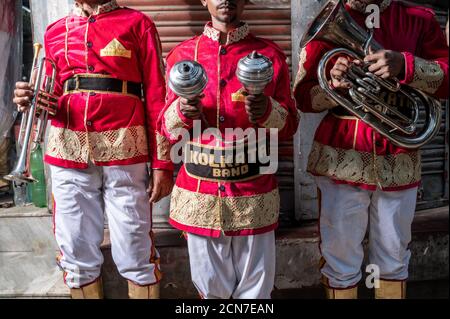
[416,6,449,210]
[417,104,448,210]
[117,0,296,225]
[117,1,291,62]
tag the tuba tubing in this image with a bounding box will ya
[318,48,442,149]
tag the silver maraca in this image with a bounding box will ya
[168,60,209,127]
[168,60,208,100]
[236,51,274,95]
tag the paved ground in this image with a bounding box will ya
[1,193,448,299]
[272,280,449,299]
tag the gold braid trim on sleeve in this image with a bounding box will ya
[261,98,289,130]
[410,57,444,94]
[293,48,307,91]
[156,131,171,161]
[310,85,338,112]
[164,98,190,139]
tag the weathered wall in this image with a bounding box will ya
[29,0,74,44]
[291,0,328,220]
[27,0,74,209]
[0,0,22,140]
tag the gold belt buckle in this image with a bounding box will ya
[74,74,81,91]
[122,80,128,95]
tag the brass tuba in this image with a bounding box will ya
[300,0,441,149]
[4,43,58,183]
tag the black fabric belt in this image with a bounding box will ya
[64,75,142,98]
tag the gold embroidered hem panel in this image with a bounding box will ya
[46,125,148,163]
[169,186,280,232]
[307,141,421,188]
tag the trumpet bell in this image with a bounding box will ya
[300,0,340,48]
[301,0,383,54]
[4,171,37,184]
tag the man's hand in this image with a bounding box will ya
[179,94,204,120]
[244,94,268,124]
[148,169,174,204]
[13,82,34,112]
[364,49,405,79]
[13,81,59,115]
[330,56,356,90]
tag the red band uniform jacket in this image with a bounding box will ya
[293,0,449,191]
[43,0,170,170]
[157,22,300,237]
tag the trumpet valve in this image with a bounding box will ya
[36,90,58,116]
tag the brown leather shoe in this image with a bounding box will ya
[70,278,104,299]
[375,280,406,299]
[324,286,358,299]
[128,281,160,299]
[322,275,358,299]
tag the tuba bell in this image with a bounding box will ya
[4,43,58,184]
[300,0,441,149]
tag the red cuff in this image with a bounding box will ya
[151,159,174,171]
[400,52,415,85]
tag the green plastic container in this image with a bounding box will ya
[30,144,47,208]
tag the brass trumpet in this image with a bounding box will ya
[4,43,58,183]
[300,0,441,149]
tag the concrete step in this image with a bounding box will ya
[0,205,448,299]
[0,205,69,298]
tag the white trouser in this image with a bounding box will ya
[316,176,417,288]
[187,232,275,299]
[50,163,160,288]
